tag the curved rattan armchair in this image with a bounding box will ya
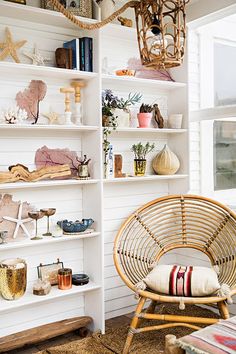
[113,195,236,354]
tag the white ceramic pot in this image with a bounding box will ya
[152,144,180,175]
[168,114,183,129]
[114,108,130,128]
[99,0,115,21]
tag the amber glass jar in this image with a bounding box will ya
[58,268,72,290]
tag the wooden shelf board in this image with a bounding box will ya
[102,74,186,90]
[0,124,99,132]
[103,174,188,183]
[0,62,98,81]
[0,179,99,190]
[0,0,98,29]
[113,127,187,134]
[0,283,101,313]
[0,232,100,251]
[101,23,137,41]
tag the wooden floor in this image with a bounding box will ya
[5,314,133,354]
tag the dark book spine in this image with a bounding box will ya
[82,37,93,72]
[89,38,93,72]
[79,38,85,71]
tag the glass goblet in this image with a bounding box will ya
[40,208,56,236]
[28,211,45,240]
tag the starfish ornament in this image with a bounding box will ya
[3,202,32,239]
[23,44,50,66]
[0,27,27,63]
[43,111,60,124]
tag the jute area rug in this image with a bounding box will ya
[38,304,219,354]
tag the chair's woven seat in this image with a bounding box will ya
[113,195,236,354]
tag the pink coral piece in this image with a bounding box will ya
[127,58,174,81]
[16,80,47,124]
[35,146,81,176]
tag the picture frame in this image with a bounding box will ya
[41,0,93,19]
[37,258,64,285]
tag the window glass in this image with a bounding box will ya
[214,121,236,190]
[214,42,236,106]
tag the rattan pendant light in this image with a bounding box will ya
[49,0,190,69]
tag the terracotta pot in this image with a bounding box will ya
[137,113,152,128]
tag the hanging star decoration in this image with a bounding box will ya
[23,44,50,66]
[43,111,60,124]
[3,202,33,239]
[0,27,27,63]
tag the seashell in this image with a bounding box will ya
[152,144,180,175]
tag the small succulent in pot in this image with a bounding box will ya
[138,104,153,128]
[102,89,119,128]
[131,142,155,176]
[78,154,91,179]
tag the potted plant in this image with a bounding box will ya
[114,92,142,127]
[131,142,155,176]
[102,90,142,128]
[102,89,119,128]
[137,103,153,128]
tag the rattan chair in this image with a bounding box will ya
[113,195,236,354]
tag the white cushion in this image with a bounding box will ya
[141,264,220,297]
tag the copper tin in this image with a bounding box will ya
[58,268,72,290]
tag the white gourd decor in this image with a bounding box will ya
[152,144,180,175]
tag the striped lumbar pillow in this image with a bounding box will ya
[136,264,221,297]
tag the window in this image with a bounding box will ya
[214,42,236,107]
[214,120,236,190]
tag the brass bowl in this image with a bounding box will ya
[28,211,45,220]
[40,208,56,217]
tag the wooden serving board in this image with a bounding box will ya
[0,316,93,352]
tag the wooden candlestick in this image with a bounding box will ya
[60,87,74,125]
[71,81,85,126]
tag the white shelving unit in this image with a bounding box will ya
[103,175,188,184]
[0,0,189,338]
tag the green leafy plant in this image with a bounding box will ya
[118,92,142,112]
[139,103,153,113]
[131,142,155,160]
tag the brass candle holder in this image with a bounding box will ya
[40,208,56,236]
[28,211,45,240]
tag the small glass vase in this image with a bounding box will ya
[134,159,146,176]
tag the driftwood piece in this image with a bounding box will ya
[0,194,34,242]
[0,316,92,353]
[153,104,164,128]
[35,145,81,176]
[0,164,71,184]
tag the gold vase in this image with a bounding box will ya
[0,258,27,300]
[134,159,146,176]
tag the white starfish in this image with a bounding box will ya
[23,44,50,66]
[3,202,32,239]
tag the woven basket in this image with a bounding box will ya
[42,0,93,19]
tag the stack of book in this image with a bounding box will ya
[63,37,93,72]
